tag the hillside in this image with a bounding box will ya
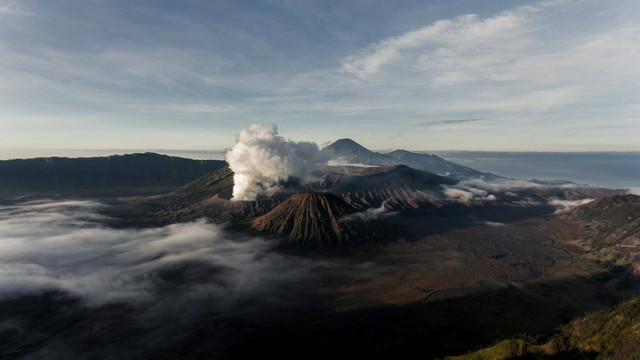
[140,166,283,223]
[0,153,226,194]
[570,194,640,261]
[450,297,640,359]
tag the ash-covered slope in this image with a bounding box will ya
[323,138,495,180]
[312,165,454,211]
[140,166,284,223]
[250,192,385,248]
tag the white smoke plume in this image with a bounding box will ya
[225,124,327,201]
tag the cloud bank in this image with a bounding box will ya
[225,124,327,201]
[0,200,318,307]
[550,198,595,214]
[442,178,599,211]
[340,202,397,222]
[0,200,330,358]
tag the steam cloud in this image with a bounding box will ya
[225,124,327,201]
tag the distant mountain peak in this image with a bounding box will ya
[324,138,372,155]
[332,138,366,147]
[322,139,494,180]
[388,149,410,154]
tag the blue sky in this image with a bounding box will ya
[1,0,639,152]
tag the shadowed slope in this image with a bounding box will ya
[140,167,283,223]
[450,296,640,359]
[0,153,226,194]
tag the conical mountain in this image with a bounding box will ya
[322,138,398,166]
[250,192,381,248]
[323,138,376,157]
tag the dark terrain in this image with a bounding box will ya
[0,141,638,359]
[0,152,226,202]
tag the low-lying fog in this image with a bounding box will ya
[0,200,327,358]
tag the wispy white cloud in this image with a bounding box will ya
[339,1,565,78]
[550,198,594,213]
[338,0,640,116]
[340,202,397,222]
[0,0,639,151]
[0,0,34,16]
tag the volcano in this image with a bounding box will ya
[250,192,384,248]
[312,165,454,210]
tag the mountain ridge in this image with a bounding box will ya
[0,152,226,194]
[323,138,497,179]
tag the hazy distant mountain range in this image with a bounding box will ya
[323,138,498,179]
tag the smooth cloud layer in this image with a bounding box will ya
[225,124,327,201]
